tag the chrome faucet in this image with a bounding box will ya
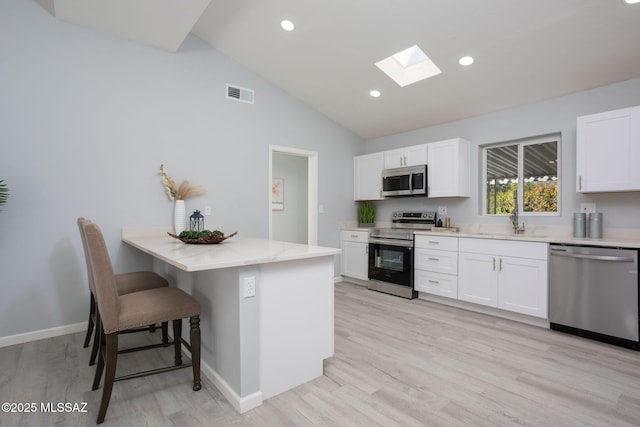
[509,190,525,234]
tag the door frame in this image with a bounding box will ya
[269,145,318,245]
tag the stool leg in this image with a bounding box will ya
[173,319,182,366]
[97,333,118,424]
[161,322,169,346]
[83,293,96,348]
[92,318,105,391]
[190,316,202,391]
[89,309,101,366]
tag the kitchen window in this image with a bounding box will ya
[482,134,560,216]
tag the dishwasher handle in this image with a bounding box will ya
[550,249,635,263]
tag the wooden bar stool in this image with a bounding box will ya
[83,221,202,424]
[78,218,170,366]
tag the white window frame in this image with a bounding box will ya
[481,134,561,217]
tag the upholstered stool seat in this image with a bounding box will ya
[83,221,201,424]
[118,287,201,331]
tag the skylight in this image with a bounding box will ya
[375,45,441,87]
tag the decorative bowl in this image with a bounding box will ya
[168,231,237,244]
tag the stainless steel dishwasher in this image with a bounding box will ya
[549,244,639,350]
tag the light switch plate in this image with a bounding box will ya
[580,202,596,213]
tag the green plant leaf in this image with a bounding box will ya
[357,201,375,223]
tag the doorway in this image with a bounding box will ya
[269,145,318,245]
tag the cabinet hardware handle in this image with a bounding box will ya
[492,257,496,271]
[499,258,503,271]
[428,241,439,244]
[351,234,358,238]
[428,280,439,284]
[366,245,368,255]
[428,257,440,261]
[579,175,582,191]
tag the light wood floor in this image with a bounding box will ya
[2,281,640,426]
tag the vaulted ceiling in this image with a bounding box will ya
[38,0,640,139]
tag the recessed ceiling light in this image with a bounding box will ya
[280,20,295,31]
[369,90,381,98]
[459,56,474,66]
[375,45,441,87]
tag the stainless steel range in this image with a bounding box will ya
[368,211,436,299]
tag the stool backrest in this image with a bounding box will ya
[83,221,120,334]
[77,217,96,297]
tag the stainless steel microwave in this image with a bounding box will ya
[381,165,427,197]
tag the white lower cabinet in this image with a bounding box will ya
[414,235,458,299]
[458,238,548,318]
[457,252,498,306]
[341,230,369,281]
[497,256,548,318]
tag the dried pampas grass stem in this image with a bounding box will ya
[176,180,206,200]
[159,164,207,201]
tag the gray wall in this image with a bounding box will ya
[0,1,362,339]
[272,152,309,244]
[363,78,640,230]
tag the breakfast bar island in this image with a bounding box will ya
[122,228,341,413]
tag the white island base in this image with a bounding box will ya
[122,229,338,413]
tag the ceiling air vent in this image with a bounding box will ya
[226,84,254,104]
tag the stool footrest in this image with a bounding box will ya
[117,341,174,354]
[115,362,192,382]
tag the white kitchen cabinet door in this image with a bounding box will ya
[383,148,406,169]
[458,252,498,307]
[383,144,427,169]
[498,256,548,318]
[427,138,470,198]
[341,240,369,281]
[576,105,640,192]
[341,230,369,281]
[354,152,384,200]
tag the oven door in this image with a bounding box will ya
[368,238,413,287]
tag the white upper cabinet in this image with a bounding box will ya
[383,144,427,168]
[354,152,384,200]
[576,105,640,193]
[427,138,470,198]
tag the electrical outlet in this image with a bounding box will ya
[580,202,596,213]
[243,276,256,298]
[438,206,447,216]
[204,206,212,216]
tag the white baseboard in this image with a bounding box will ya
[0,322,87,348]
[200,359,263,413]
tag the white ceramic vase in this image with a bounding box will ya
[173,200,186,235]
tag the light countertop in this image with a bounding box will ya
[341,223,640,248]
[414,229,640,248]
[122,228,341,272]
